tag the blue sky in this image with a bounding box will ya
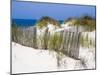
[12,1,96,20]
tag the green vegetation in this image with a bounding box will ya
[64,15,96,32]
[75,16,96,31]
[12,23,20,43]
[48,33,63,51]
[80,34,95,48]
[37,16,61,28]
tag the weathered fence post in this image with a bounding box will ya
[33,26,37,48]
[68,26,81,59]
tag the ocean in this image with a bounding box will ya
[12,19,37,27]
[12,19,63,27]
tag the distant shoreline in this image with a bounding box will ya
[12,19,63,27]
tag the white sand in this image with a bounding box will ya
[12,42,57,73]
[12,37,95,74]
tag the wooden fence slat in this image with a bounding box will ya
[13,26,82,59]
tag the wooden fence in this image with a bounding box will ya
[12,26,94,59]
